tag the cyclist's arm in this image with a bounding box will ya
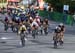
[63,27,65,32]
[64,27,65,32]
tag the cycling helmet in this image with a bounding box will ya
[55,26,61,30]
[59,23,64,26]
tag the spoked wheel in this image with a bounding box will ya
[59,40,64,46]
[32,30,36,39]
[44,28,48,35]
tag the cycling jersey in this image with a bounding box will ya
[31,21,39,27]
[58,25,65,32]
[54,26,61,33]
[19,25,26,31]
[18,25,27,34]
[55,29,61,33]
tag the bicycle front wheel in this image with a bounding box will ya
[20,34,25,46]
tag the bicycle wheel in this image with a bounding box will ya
[32,30,35,39]
[54,40,58,48]
[32,33,35,39]
[4,24,8,31]
[20,34,25,46]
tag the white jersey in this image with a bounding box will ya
[22,25,26,28]
[36,18,40,23]
[31,21,39,27]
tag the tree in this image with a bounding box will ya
[44,0,75,14]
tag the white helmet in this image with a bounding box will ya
[30,17,33,20]
[22,25,25,28]
[59,23,64,26]
[55,26,58,29]
[55,26,61,30]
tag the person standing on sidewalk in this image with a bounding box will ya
[73,13,75,22]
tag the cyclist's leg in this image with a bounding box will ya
[32,30,35,39]
[33,27,38,35]
[54,36,58,48]
[44,28,48,35]
[53,34,58,48]
[40,29,43,35]
[4,23,8,31]
[28,27,31,34]
[59,32,64,45]
[20,34,25,46]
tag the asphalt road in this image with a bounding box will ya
[0,14,75,53]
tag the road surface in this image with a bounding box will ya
[0,14,75,53]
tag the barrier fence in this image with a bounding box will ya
[39,10,73,25]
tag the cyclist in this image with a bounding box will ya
[58,23,65,45]
[53,26,61,48]
[18,23,27,46]
[43,19,49,35]
[4,16,9,31]
[31,20,39,38]
[23,19,31,34]
[43,21,48,35]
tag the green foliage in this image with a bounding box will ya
[39,10,73,25]
[44,0,75,13]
